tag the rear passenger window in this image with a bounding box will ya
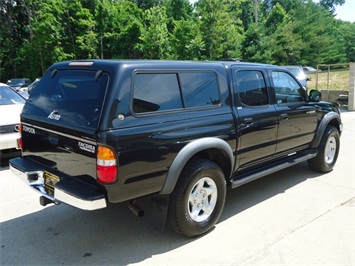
[180,72,220,108]
[236,70,268,106]
[133,72,220,114]
[133,73,182,113]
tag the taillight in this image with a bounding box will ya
[97,145,117,184]
[17,123,23,150]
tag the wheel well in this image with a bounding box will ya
[190,148,232,181]
[328,119,341,133]
[160,138,234,195]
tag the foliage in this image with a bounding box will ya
[95,0,142,59]
[196,0,244,60]
[319,0,345,13]
[0,0,354,82]
[135,5,171,59]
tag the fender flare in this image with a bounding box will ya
[310,111,342,149]
[159,137,234,195]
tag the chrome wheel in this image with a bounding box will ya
[188,177,217,222]
[168,159,226,237]
[308,125,340,173]
[325,135,337,164]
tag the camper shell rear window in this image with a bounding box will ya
[25,69,109,129]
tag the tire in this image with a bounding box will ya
[168,158,226,237]
[308,125,340,173]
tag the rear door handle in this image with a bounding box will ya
[280,113,288,120]
[244,117,253,124]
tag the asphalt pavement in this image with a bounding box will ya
[1,108,354,265]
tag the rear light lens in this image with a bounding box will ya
[97,145,117,184]
[18,123,23,150]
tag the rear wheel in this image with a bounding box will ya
[308,125,340,172]
[168,159,226,237]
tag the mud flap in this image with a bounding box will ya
[135,194,169,232]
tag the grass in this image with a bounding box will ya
[307,70,349,91]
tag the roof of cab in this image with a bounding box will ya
[49,59,272,71]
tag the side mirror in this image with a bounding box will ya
[309,89,321,102]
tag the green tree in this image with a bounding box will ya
[337,21,355,62]
[31,0,73,73]
[239,0,255,30]
[63,0,98,59]
[319,0,345,14]
[95,0,142,59]
[135,6,171,59]
[290,0,346,65]
[264,3,288,34]
[170,19,205,60]
[164,0,194,21]
[1,0,354,82]
[196,0,244,60]
[129,0,160,10]
[0,0,32,80]
[268,22,304,65]
[241,24,270,62]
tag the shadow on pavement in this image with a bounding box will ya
[0,160,322,265]
[220,161,321,223]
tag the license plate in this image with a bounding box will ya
[43,171,60,197]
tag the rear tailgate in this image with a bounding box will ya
[10,64,110,210]
[21,121,97,179]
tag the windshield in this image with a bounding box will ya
[0,85,26,105]
[6,79,27,86]
[25,69,109,129]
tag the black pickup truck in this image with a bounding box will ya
[10,60,342,237]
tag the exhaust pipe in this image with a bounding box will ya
[40,196,56,206]
[128,200,144,217]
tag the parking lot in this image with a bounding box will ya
[1,109,354,265]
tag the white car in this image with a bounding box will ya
[0,83,25,159]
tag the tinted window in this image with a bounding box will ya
[26,70,108,129]
[180,72,220,107]
[133,73,182,113]
[236,70,268,106]
[272,71,306,104]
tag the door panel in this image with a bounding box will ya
[233,69,278,169]
[236,105,278,167]
[275,105,318,153]
[271,71,318,153]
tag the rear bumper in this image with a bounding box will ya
[9,157,107,211]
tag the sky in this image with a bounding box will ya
[335,0,355,22]
[189,0,355,23]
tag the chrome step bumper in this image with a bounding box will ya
[9,157,107,211]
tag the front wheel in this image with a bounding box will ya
[308,125,340,173]
[168,159,226,237]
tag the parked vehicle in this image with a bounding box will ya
[27,78,41,94]
[0,83,25,159]
[10,60,342,237]
[283,65,310,87]
[6,78,32,92]
[303,66,319,74]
